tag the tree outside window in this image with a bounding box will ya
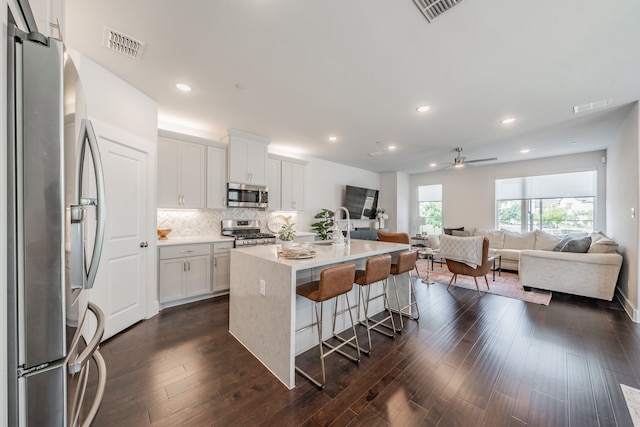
[417,184,442,235]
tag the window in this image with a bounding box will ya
[417,184,442,235]
[495,171,596,234]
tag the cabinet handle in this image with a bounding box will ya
[187,261,191,271]
[179,250,194,254]
[139,241,148,248]
[183,261,187,272]
[214,258,217,267]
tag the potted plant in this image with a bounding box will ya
[278,220,296,249]
[311,209,334,240]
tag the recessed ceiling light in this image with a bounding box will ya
[520,148,530,153]
[368,151,383,157]
[501,117,516,124]
[176,83,191,92]
[416,105,431,113]
[387,145,396,151]
[328,136,337,142]
[429,162,437,167]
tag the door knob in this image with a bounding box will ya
[140,242,148,248]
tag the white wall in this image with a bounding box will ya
[68,50,158,143]
[606,102,639,320]
[291,155,380,229]
[380,172,410,234]
[409,151,607,233]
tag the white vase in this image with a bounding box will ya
[379,219,385,229]
[281,240,294,250]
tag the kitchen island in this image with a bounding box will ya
[229,239,410,389]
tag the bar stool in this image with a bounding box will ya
[389,250,420,331]
[353,254,395,355]
[295,263,360,389]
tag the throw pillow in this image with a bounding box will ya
[451,230,471,237]
[553,236,573,251]
[443,226,464,235]
[560,237,592,253]
[587,231,618,253]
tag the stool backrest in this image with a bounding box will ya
[318,263,356,302]
[377,231,410,244]
[360,254,392,285]
[394,250,417,275]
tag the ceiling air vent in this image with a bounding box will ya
[412,0,464,23]
[103,27,146,60]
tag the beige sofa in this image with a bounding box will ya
[433,228,622,301]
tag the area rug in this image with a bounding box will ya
[414,259,552,305]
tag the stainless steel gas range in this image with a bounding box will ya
[221,219,276,247]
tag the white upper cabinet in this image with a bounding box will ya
[266,158,281,210]
[268,154,307,211]
[225,129,270,185]
[158,133,206,209]
[281,161,305,211]
[207,146,227,209]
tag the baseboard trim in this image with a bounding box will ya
[616,289,639,323]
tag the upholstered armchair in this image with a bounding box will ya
[443,237,492,296]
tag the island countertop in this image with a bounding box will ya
[232,239,410,271]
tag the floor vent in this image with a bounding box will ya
[412,0,464,23]
[103,27,146,60]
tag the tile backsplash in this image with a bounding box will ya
[157,209,311,237]
[157,209,379,238]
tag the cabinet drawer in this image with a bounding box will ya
[160,244,211,260]
[213,241,234,254]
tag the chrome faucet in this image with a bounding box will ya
[334,207,351,246]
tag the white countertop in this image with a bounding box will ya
[232,239,410,271]
[157,235,234,246]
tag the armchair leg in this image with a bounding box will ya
[484,275,490,290]
[473,277,481,296]
[447,274,457,290]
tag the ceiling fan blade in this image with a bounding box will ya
[464,157,498,164]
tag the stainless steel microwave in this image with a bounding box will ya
[227,182,268,209]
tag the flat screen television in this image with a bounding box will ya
[343,185,379,219]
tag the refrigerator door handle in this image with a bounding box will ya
[68,302,105,375]
[69,349,107,427]
[75,119,106,290]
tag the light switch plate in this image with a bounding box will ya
[259,279,266,296]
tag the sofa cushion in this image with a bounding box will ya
[553,236,573,251]
[560,236,592,253]
[588,231,619,253]
[495,248,521,262]
[503,230,535,249]
[534,229,563,250]
[443,226,464,235]
[452,230,471,237]
[473,229,504,249]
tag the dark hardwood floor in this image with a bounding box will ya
[87,270,640,426]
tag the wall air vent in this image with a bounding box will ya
[573,98,612,114]
[412,0,464,23]
[103,27,146,60]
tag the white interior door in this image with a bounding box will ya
[88,121,153,340]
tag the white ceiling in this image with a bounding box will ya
[64,0,640,174]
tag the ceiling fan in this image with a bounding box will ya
[439,147,498,170]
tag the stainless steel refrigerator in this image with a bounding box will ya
[7,21,108,427]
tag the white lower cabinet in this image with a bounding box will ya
[212,242,234,293]
[159,244,211,306]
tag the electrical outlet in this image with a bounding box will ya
[259,279,266,296]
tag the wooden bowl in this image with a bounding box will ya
[157,228,172,240]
